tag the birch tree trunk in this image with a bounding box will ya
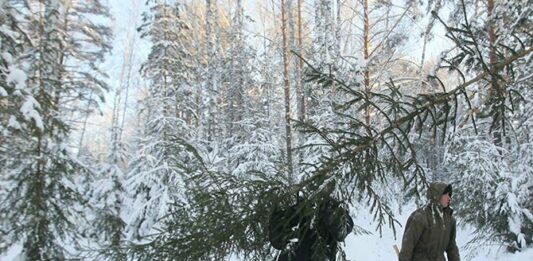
[119,28,137,141]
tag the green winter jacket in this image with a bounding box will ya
[399,182,460,261]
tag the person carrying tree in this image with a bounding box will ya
[268,187,354,261]
[399,182,461,261]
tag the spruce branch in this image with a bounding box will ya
[289,47,531,233]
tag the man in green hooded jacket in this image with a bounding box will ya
[399,182,461,261]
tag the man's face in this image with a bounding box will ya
[439,192,451,208]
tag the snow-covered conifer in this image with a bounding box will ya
[125,1,195,240]
[0,0,112,259]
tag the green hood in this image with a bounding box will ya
[400,181,460,261]
[427,182,451,204]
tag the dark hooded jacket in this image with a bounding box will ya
[269,197,353,261]
[399,182,460,261]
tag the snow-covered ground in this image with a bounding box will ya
[3,206,532,261]
[1,244,21,261]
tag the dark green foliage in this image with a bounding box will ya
[101,0,530,258]
[294,62,459,235]
[122,138,285,260]
[431,0,532,251]
[0,1,112,259]
[291,16,531,235]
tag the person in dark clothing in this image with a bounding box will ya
[269,192,354,261]
[399,182,460,261]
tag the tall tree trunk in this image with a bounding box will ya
[323,0,334,65]
[77,95,91,156]
[295,0,305,161]
[120,28,137,141]
[228,0,244,134]
[487,0,502,147]
[281,0,293,178]
[296,0,305,123]
[363,0,371,125]
[235,0,244,124]
[28,2,61,257]
[205,0,216,143]
[315,1,325,65]
[336,0,341,59]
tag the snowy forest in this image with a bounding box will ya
[0,0,532,260]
